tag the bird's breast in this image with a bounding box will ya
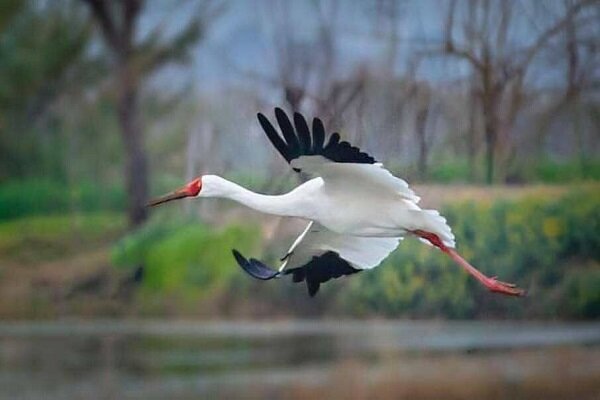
[310,193,399,236]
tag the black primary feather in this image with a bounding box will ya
[233,249,360,297]
[293,251,361,297]
[311,117,326,151]
[232,249,280,280]
[293,112,312,153]
[257,113,290,162]
[257,108,377,171]
[275,108,300,158]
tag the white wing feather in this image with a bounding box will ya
[281,222,400,271]
[290,155,457,247]
[291,155,420,203]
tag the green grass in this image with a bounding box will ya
[531,159,600,183]
[0,212,125,263]
[392,158,600,184]
[112,215,262,297]
[427,159,472,183]
[0,179,126,221]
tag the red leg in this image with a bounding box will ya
[413,230,526,297]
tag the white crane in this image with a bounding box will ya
[148,108,525,297]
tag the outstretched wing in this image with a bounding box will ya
[233,222,400,297]
[257,108,376,171]
[257,108,419,203]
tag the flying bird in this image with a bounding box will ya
[148,108,525,298]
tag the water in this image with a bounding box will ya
[1,320,599,399]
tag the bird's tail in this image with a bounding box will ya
[407,209,455,248]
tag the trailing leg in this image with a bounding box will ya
[412,230,525,297]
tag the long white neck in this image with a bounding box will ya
[198,175,310,218]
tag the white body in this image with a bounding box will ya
[168,108,524,296]
[199,156,454,272]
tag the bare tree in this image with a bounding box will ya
[404,81,434,179]
[267,0,368,124]
[81,0,208,226]
[533,0,599,165]
[442,0,595,183]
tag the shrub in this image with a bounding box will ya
[111,215,261,295]
[532,159,600,183]
[0,179,126,220]
[0,212,125,263]
[561,267,600,319]
[341,186,600,318]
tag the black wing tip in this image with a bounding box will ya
[256,113,271,131]
[232,248,245,263]
[257,112,268,122]
[274,107,290,120]
[312,116,324,128]
[258,108,291,123]
[233,248,361,297]
[232,249,280,281]
[307,281,320,297]
[257,107,378,166]
[284,251,362,297]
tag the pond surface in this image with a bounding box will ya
[1,320,599,399]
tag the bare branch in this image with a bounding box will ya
[444,0,457,53]
[519,0,596,71]
[122,0,143,46]
[135,18,202,75]
[81,0,120,50]
[443,0,485,71]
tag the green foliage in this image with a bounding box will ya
[0,212,124,263]
[342,187,600,318]
[112,216,261,295]
[344,239,474,318]
[0,1,92,180]
[0,186,597,319]
[108,186,598,318]
[404,158,600,184]
[0,179,126,221]
[561,267,600,319]
[528,159,600,183]
[0,1,89,112]
[427,159,472,183]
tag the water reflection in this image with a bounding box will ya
[1,320,599,399]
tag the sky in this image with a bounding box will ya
[142,1,473,93]
[144,0,583,96]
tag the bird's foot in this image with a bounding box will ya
[483,276,526,297]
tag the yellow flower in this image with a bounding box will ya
[542,217,562,239]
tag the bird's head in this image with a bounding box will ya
[146,177,202,207]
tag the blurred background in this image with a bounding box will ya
[0,0,599,398]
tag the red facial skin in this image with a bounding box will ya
[185,177,202,196]
[146,177,202,207]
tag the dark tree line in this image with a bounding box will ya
[80,0,210,227]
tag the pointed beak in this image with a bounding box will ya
[146,177,202,208]
[146,188,190,207]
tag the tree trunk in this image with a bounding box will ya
[481,76,497,185]
[484,117,496,185]
[117,60,148,227]
[467,89,477,181]
[415,107,429,180]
